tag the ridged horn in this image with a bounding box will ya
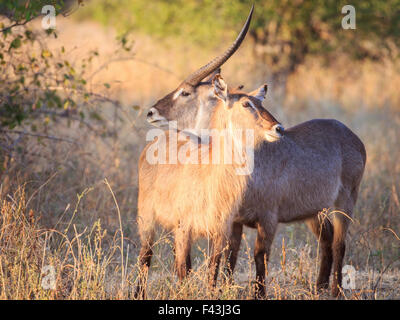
[184,4,254,86]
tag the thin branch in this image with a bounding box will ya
[32,109,99,133]
[0,129,79,145]
[0,16,37,33]
[130,57,180,79]
[373,255,400,294]
[87,56,180,82]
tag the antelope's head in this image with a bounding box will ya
[147,5,254,132]
[211,74,284,144]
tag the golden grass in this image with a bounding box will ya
[1,188,399,299]
[0,18,399,299]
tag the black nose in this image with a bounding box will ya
[275,125,284,134]
[147,110,154,118]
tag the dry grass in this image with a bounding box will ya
[0,18,399,299]
[1,189,399,299]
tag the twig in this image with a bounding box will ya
[0,129,79,145]
[26,171,59,208]
[104,178,125,292]
[31,109,99,133]
[372,256,400,295]
[0,16,37,33]
[132,57,180,79]
[88,56,138,82]
[88,56,179,82]
[383,227,400,241]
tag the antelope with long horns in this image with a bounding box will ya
[142,4,366,297]
[135,6,255,298]
[135,74,279,298]
[146,5,254,132]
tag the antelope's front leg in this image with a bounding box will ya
[224,222,243,280]
[174,226,192,280]
[134,230,154,299]
[208,235,227,287]
[134,210,155,300]
[254,218,277,299]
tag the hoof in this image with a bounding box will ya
[316,281,329,291]
[331,286,342,298]
[254,286,266,300]
[134,287,146,300]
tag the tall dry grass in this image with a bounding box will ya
[1,188,398,299]
[0,18,399,299]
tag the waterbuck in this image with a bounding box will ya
[135,74,280,298]
[144,5,366,297]
[147,75,366,297]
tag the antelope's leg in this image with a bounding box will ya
[331,215,349,297]
[306,213,333,290]
[134,229,154,299]
[254,218,277,299]
[331,188,354,297]
[224,222,243,280]
[174,226,192,281]
[208,235,227,287]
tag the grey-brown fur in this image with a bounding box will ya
[145,75,366,298]
[135,77,278,298]
[141,5,365,297]
[231,118,366,296]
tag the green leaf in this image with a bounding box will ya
[9,37,22,50]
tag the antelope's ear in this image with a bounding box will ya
[249,84,268,102]
[212,74,228,102]
[203,68,222,83]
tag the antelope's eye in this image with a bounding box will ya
[242,101,252,108]
[181,91,190,97]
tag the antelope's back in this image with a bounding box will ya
[286,118,366,188]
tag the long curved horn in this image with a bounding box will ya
[184,4,254,86]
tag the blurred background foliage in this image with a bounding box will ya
[2,0,400,107]
[78,0,400,84]
[0,0,131,195]
[0,0,92,130]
